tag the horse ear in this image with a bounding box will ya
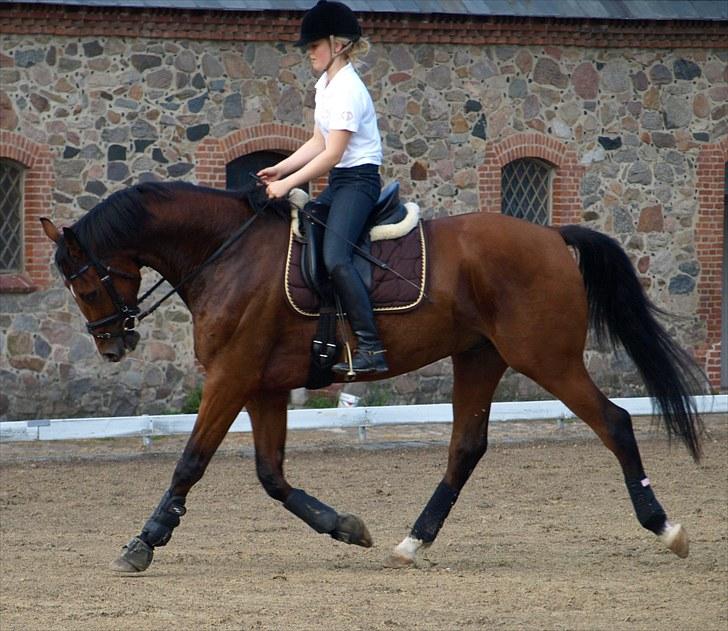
[40,217,61,243]
[62,227,84,259]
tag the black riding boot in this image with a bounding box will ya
[330,265,389,375]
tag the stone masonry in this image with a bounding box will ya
[0,10,726,420]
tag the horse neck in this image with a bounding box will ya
[136,193,255,291]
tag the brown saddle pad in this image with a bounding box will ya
[285,222,427,317]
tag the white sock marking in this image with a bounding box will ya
[394,535,424,561]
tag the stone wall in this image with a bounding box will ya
[1,20,726,420]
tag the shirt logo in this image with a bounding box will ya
[340,111,353,121]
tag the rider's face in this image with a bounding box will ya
[307,39,332,73]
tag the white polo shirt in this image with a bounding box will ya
[314,63,382,168]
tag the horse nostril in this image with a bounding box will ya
[102,351,122,362]
[124,331,140,352]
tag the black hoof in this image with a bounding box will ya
[331,513,373,548]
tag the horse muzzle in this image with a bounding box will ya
[100,340,125,362]
[98,330,139,362]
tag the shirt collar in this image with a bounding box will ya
[315,62,354,90]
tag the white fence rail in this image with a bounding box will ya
[1,395,725,443]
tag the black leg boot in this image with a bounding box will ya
[330,265,389,375]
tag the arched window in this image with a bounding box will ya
[226,150,308,193]
[501,158,553,225]
[0,159,24,274]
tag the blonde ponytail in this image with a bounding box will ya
[334,36,370,66]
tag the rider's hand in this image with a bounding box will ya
[257,166,281,183]
[266,179,291,199]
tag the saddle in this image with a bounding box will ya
[285,182,427,316]
[283,182,427,388]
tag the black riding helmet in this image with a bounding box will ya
[295,0,362,48]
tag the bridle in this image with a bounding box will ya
[62,254,141,341]
[61,191,266,342]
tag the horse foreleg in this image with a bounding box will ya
[388,345,507,567]
[111,372,248,573]
[246,392,373,548]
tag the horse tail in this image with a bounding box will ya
[558,224,705,461]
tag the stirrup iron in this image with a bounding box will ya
[344,341,356,380]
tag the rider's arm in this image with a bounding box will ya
[267,126,326,178]
[279,128,351,191]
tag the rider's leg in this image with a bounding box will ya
[322,168,387,374]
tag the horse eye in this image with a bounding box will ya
[80,290,99,303]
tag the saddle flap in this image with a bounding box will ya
[286,221,427,318]
[299,203,332,298]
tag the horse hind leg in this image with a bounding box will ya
[387,343,507,567]
[536,363,689,558]
[246,391,372,548]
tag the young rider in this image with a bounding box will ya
[258,0,388,375]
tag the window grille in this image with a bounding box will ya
[501,158,553,225]
[226,150,306,192]
[0,160,23,273]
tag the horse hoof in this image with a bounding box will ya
[110,556,144,573]
[660,522,689,558]
[331,513,373,548]
[383,552,415,569]
[110,536,154,573]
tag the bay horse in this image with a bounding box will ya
[40,181,705,573]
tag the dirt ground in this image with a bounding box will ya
[1,414,726,631]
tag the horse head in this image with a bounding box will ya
[41,217,142,362]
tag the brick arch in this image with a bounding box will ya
[0,130,55,292]
[194,124,311,189]
[695,136,727,389]
[478,132,584,225]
